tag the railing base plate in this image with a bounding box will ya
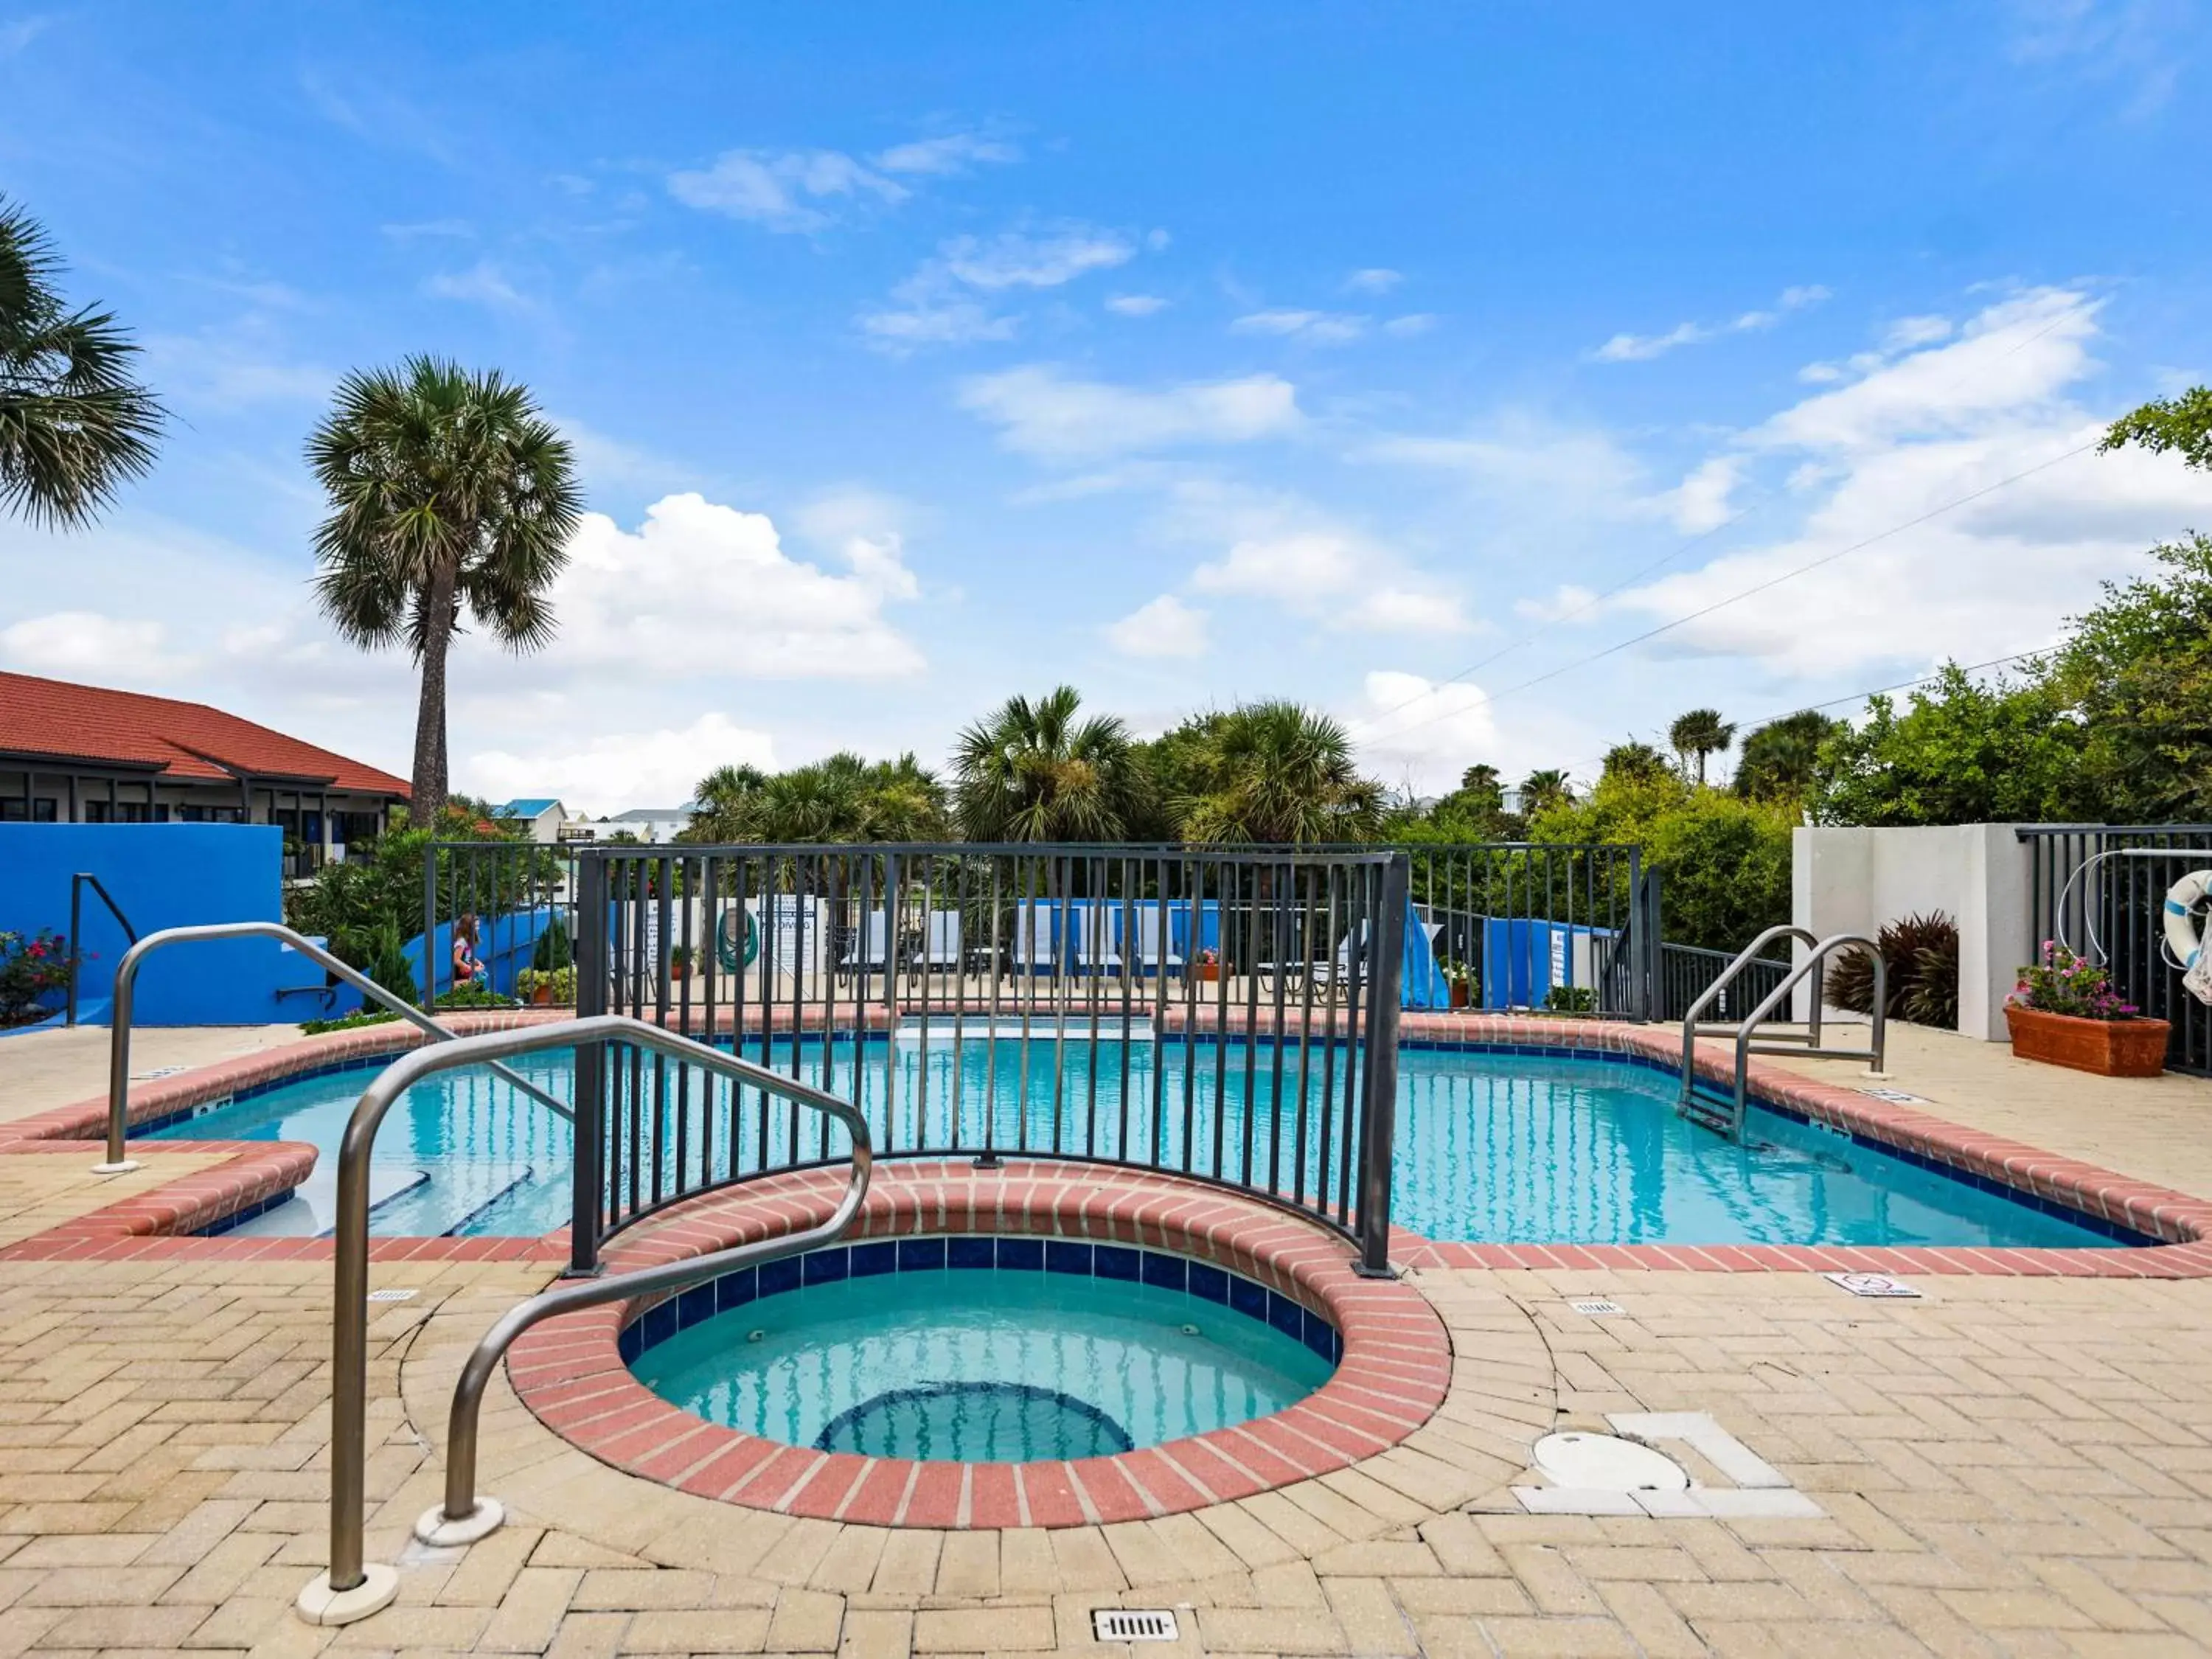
[1353,1260,1399,1281]
[415,1498,504,1548]
[295,1565,397,1626]
[89,1160,139,1176]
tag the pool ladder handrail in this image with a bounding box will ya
[101,920,571,1173]
[302,1015,872,1627]
[1681,932,1887,1138]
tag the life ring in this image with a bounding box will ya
[2163,871,2212,969]
[715,908,759,972]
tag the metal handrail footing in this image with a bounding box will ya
[100,921,574,1175]
[296,1014,872,1628]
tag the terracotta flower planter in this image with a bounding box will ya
[1192,963,1220,983]
[1449,981,1471,1010]
[2005,1004,2171,1078]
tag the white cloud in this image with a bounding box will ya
[938,229,1135,290]
[1231,309,1367,345]
[1349,672,1498,795]
[1512,585,1600,625]
[1383,313,1436,337]
[381,218,472,240]
[1106,293,1168,317]
[551,493,925,677]
[1882,314,1953,351]
[957,366,1302,460]
[552,416,698,493]
[1662,456,1742,533]
[1104,594,1209,658]
[1190,529,1471,636]
[422,260,540,315]
[140,330,333,409]
[1603,286,2212,675]
[0,14,52,55]
[862,226,1135,351]
[1344,268,1402,293]
[465,712,778,818]
[1,612,189,678]
[873,133,1020,175]
[667,149,905,232]
[1591,283,1829,362]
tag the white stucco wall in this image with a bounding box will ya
[1791,824,2032,1041]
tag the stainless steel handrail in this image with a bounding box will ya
[1714,933,1887,1138]
[1677,925,1820,1105]
[302,1015,870,1625]
[102,922,570,1172]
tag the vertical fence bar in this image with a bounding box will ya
[1356,854,1408,1276]
[571,852,606,1275]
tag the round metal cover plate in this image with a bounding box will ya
[1533,1431,1689,1492]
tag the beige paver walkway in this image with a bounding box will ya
[0,1023,303,1126]
[1778,1019,2212,1201]
[1,1252,2210,1656]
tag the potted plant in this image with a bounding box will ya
[2005,942,2169,1077]
[516,967,554,1006]
[1192,947,1221,984]
[669,944,694,982]
[1439,959,1475,1010]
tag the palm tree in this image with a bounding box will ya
[1520,768,1573,816]
[1599,742,1669,785]
[1668,707,1737,786]
[684,763,770,842]
[0,198,161,527]
[308,358,582,824]
[686,755,947,845]
[1179,702,1385,844]
[953,686,1143,841]
[1733,711,1843,801]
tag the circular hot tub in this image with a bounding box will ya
[622,1236,1338,1462]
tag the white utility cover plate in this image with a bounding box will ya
[1532,1431,1689,1493]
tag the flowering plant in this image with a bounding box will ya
[2011,942,2138,1022]
[1194,947,1219,966]
[0,928,79,1023]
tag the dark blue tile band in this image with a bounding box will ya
[620,1234,1343,1368]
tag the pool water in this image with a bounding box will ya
[628,1249,1334,1460]
[150,1036,2134,1249]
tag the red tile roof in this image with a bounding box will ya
[0,672,409,798]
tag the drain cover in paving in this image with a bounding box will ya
[1532,1431,1689,1492]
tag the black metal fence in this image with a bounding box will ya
[554,844,1410,1271]
[2022,824,2212,1077]
[1655,941,1790,1024]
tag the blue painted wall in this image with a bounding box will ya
[0,824,324,1026]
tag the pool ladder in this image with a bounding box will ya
[99,920,573,1174]
[298,1015,873,1625]
[1678,925,1887,1139]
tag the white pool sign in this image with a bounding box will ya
[1823,1271,1922,1298]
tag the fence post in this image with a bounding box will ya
[420,846,438,1009]
[1355,855,1408,1279]
[1635,862,1662,1023]
[569,853,606,1277]
[66,874,83,1027]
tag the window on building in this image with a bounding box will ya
[0,799,59,822]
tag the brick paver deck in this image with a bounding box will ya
[2,1018,2211,1653]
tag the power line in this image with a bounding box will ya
[1360,440,2096,751]
[1554,645,2051,787]
[1352,302,2095,739]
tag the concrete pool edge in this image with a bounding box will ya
[503,1162,1451,1528]
[15,1006,2212,1275]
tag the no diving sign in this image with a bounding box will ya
[1823,1271,1922,1298]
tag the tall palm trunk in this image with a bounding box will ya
[411,562,457,824]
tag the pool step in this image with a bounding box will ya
[1678,1091,1743,1140]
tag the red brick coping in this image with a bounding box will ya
[504,1162,1450,1528]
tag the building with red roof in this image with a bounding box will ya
[0,672,408,872]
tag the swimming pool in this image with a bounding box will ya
[149,1034,2135,1248]
[625,1238,1335,1461]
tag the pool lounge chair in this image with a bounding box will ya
[838,911,894,986]
[909,911,963,984]
[1012,902,1057,975]
[1130,905,1184,984]
[1072,907,1121,977]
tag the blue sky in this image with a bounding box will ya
[4,1,2211,811]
